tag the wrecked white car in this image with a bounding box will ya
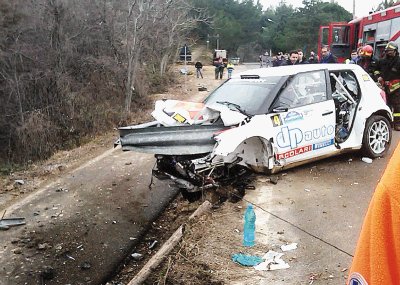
[118,64,392,198]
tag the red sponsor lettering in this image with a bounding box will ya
[277,145,312,160]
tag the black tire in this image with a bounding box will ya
[361,115,392,158]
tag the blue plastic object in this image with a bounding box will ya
[243,204,256,246]
[231,253,263,266]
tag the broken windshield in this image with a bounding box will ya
[204,77,283,115]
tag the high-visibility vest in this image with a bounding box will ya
[347,143,400,285]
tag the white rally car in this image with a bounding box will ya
[118,64,392,197]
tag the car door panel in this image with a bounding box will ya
[270,70,337,164]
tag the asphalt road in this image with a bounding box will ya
[0,149,178,285]
[240,131,400,284]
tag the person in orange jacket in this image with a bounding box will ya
[347,142,400,285]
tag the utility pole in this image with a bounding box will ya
[353,0,356,19]
[208,34,221,51]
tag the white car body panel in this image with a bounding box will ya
[210,64,392,171]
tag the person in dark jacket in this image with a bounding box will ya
[297,49,308,64]
[280,50,299,66]
[308,51,319,64]
[214,57,224,79]
[195,61,203,79]
[320,46,337,63]
[357,45,378,80]
[272,52,285,67]
[374,42,400,130]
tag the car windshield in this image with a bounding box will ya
[204,77,282,115]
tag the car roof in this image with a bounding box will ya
[233,63,364,79]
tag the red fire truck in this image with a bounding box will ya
[318,3,400,62]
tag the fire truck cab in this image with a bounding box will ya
[318,3,400,62]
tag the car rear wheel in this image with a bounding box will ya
[362,115,392,158]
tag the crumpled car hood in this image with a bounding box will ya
[151,100,246,127]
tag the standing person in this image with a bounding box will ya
[226,62,234,79]
[351,47,362,64]
[272,52,284,67]
[308,51,319,64]
[195,61,203,79]
[320,46,338,63]
[259,54,263,67]
[297,49,308,64]
[357,45,378,79]
[374,41,400,130]
[281,51,299,66]
[347,142,400,285]
[214,57,223,80]
[346,50,358,64]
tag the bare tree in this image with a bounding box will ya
[121,0,204,114]
[0,0,207,163]
[377,0,396,10]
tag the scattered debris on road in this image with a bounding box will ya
[0,211,26,230]
[254,250,290,271]
[281,242,298,252]
[361,157,373,163]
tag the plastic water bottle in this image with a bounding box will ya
[243,204,256,247]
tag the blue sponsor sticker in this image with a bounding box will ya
[348,272,368,285]
[284,111,303,124]
[313,139,334,150]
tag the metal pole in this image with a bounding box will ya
[353,0,356,19]
[216,34,219,50]
[184,45,187,91]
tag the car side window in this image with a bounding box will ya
[331,71,360,102]
[275,70,327,109]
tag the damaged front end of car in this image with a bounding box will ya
[152,152,250,198]
[118,104,277,200]
[149,122,278,201]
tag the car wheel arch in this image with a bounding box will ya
[361,113,392,158]
[227,136,276,170]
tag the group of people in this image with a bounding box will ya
[271,43,400,131]
[271,47,333,67]
[348,42,400,131]
[213,57,235,80]
[194,58,235,80]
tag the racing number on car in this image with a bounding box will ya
[173,113,186,123]
[271,115,282,127]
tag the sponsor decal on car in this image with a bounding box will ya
[284,111,303,124]
[276,125,335,149]
[271,115,283,127]
[305,125,335,141]
[173,113,186,123]
[313,139,334,150]
[348,272,368,285]
[276,145,312,159]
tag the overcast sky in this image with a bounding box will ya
[258,0,384,18]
